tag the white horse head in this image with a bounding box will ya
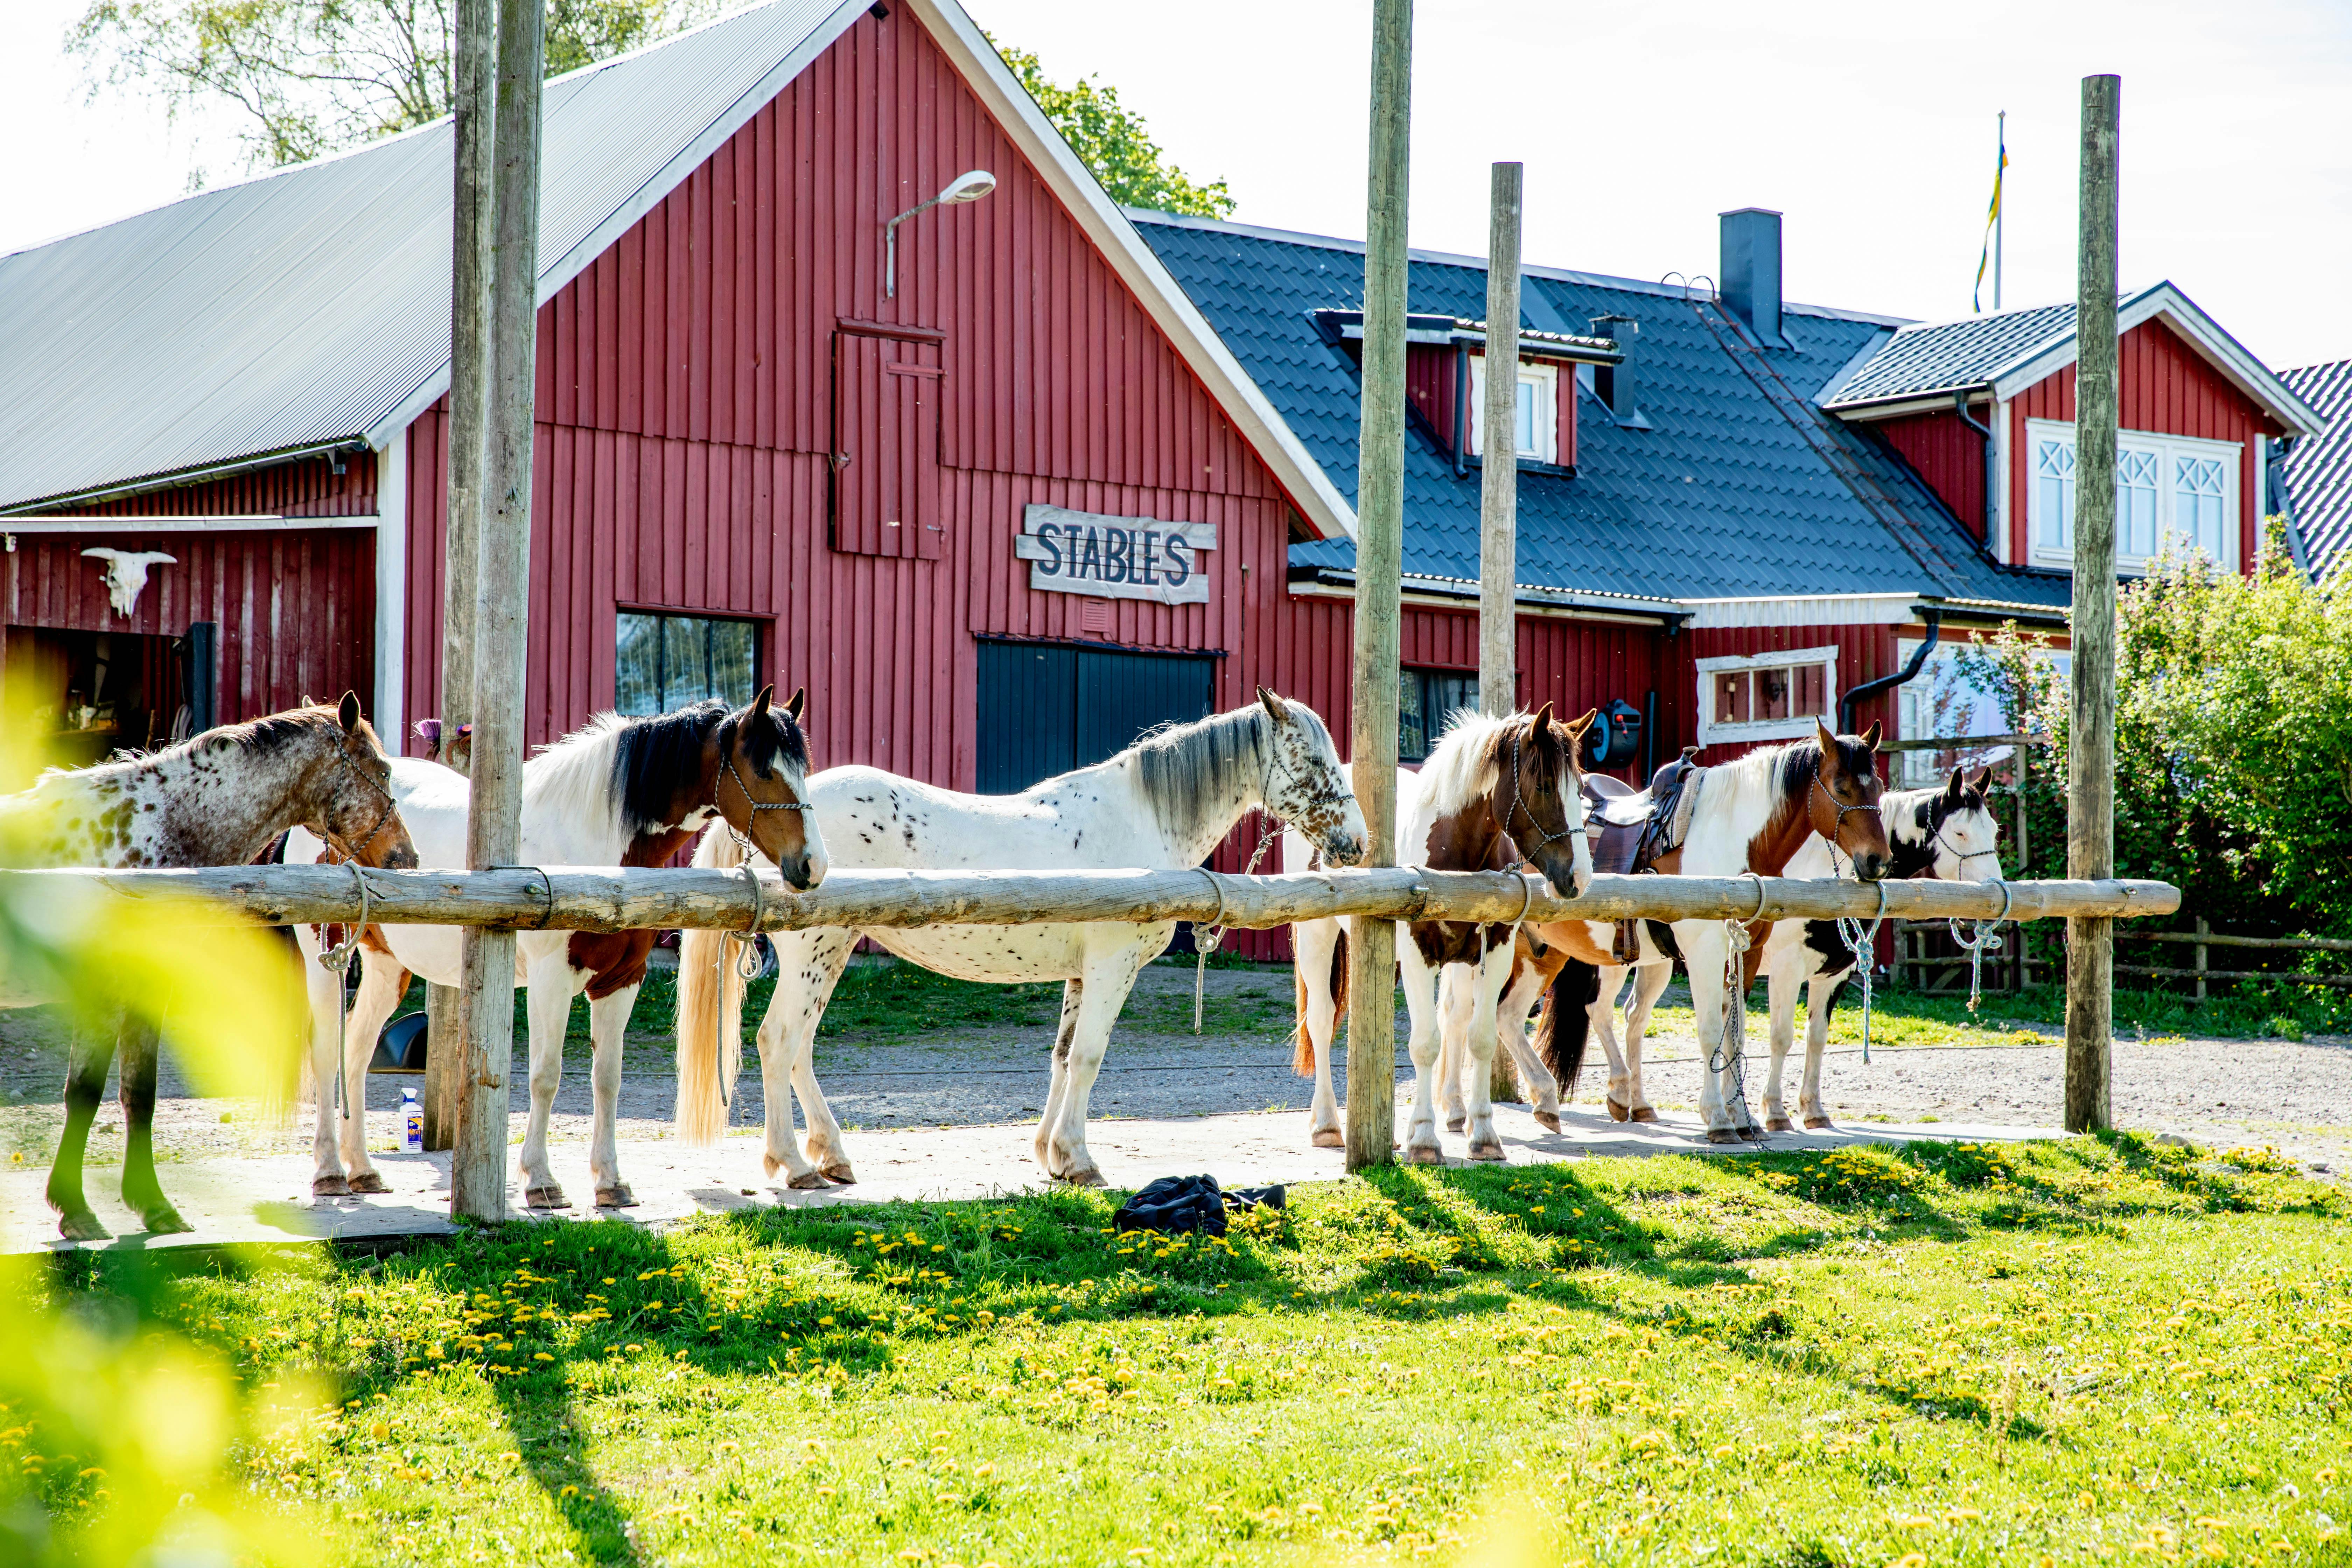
[1253,688,1366,866]
[82,547,176,616]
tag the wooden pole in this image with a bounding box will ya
[2065,72,2121,1135]
[1346,0,1412,1173]
[1477,162,1522,719]
[9,866,2182,935]
[451,0,546,1222]
[423,0,495,1154]
[1477,160,1523,1106]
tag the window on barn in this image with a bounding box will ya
[615,611,761,716]
[2026,418,2240,573]
[1467,357,1561,465]
[1694,646,1838,746]
[1399,666,1481,764]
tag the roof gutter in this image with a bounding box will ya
[0,437,372,517]
[1839,605,1941,735]
[1949,391,2008,567]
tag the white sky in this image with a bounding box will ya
[9,0,2349,369]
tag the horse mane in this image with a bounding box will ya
[1415,709,1512,819]
[1124,705,1274,848]
[529,700,811,836]
[33,702,348,787]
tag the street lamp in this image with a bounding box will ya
[884,169,996,299]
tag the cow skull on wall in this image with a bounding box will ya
[82,548,177,617]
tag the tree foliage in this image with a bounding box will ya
[1956,529,2352,938]
[993,41,1234,219]
[69,0,713,172]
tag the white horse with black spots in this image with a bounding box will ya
[677,691,1366,1188]
[287,690,822,1206]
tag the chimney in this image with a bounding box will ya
[1719,207,1788,347]
[1589,314,1639,424]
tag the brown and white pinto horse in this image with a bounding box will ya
[289,689,821,1208]
[0,694,418,1240]
[1286,705,1595,1161]
[1516,721,1893,1141]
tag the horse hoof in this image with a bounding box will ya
[595,1186,638,1209]
[1631,1107,1659,1125]
[1606,1099,1632,1123]
[1311,1128,1344,1149]
[1468,1142,1507,1163]
[56,1211,109,1243]
[1056,1167,1108,1189]
[1738,1126,1766,1143]
[139,1204,194,1236]
[1444,1117,1466,1134]
[1402,1145,1446,1166]
[347,1171,390,1195]
[819,1164,857,1185]
[1766,1117,1796,1134]
[1534,1112,1561,1134]
[312,1175,351,1198]
[1804,1116,1833,1130]
[786,1171,829,1191]
[1705,1129,1738,1146]
[523,1184,568,1210]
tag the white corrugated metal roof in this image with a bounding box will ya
[0,0,864,512]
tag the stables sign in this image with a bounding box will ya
[1014,504,1217,606]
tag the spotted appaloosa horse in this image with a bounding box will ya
[1508,721,1893,1142]
[0,693,417,1240]
[1283,706,1596,1161]
[678,691,1367,1189]
[288,688,821,1208]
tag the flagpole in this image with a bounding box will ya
[1995,109,2006,310]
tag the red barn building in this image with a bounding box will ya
[0,0,2325,957]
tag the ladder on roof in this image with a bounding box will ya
[1672,284,1968,593]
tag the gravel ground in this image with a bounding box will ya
[6,958,2348,1175]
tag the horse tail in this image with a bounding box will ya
[1292,925,1349,1077]
[1535,956,1601,1098]
[675,826,745,1146]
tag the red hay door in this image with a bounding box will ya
[831,326,946,560]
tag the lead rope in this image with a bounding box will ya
[1193,819,1282,1032]
[315,859,374,1122]
[1833,878,1891,1064]
[709,850,769,1123]
[1946,881,2014,1014]
[1714,875,1768,1136]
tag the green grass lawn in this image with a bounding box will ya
[21,1133,2351,1566]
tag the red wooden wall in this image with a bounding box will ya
[404,5,1296,780]
[1878,411,1985,539]
[32,450,377,521]
[2005,318,2286,569]
[0,527,375,722]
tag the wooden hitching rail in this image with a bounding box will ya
[6,865,2180,934]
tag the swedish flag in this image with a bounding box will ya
[1973,121,2008,314]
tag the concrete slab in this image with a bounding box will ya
[1,1104,2066,1255]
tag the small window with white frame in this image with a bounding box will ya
[1695,645,1838,745]
[2026,418,2240,573]
[1467,356,1560,465]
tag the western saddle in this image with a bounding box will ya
[1582,746,1707,880]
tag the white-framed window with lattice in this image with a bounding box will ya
[1695,645,1839,745]
[2025,418,2240,573]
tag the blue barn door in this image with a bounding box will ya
[974,641,1216,793]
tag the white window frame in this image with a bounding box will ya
[1467,356,1559,465]
[1695,644,1840,745]
[2024,418,2241,574]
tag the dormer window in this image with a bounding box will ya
[2026,418,2240,572]
[1468,358,1560,465]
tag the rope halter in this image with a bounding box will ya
[1504,725,1578,860]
